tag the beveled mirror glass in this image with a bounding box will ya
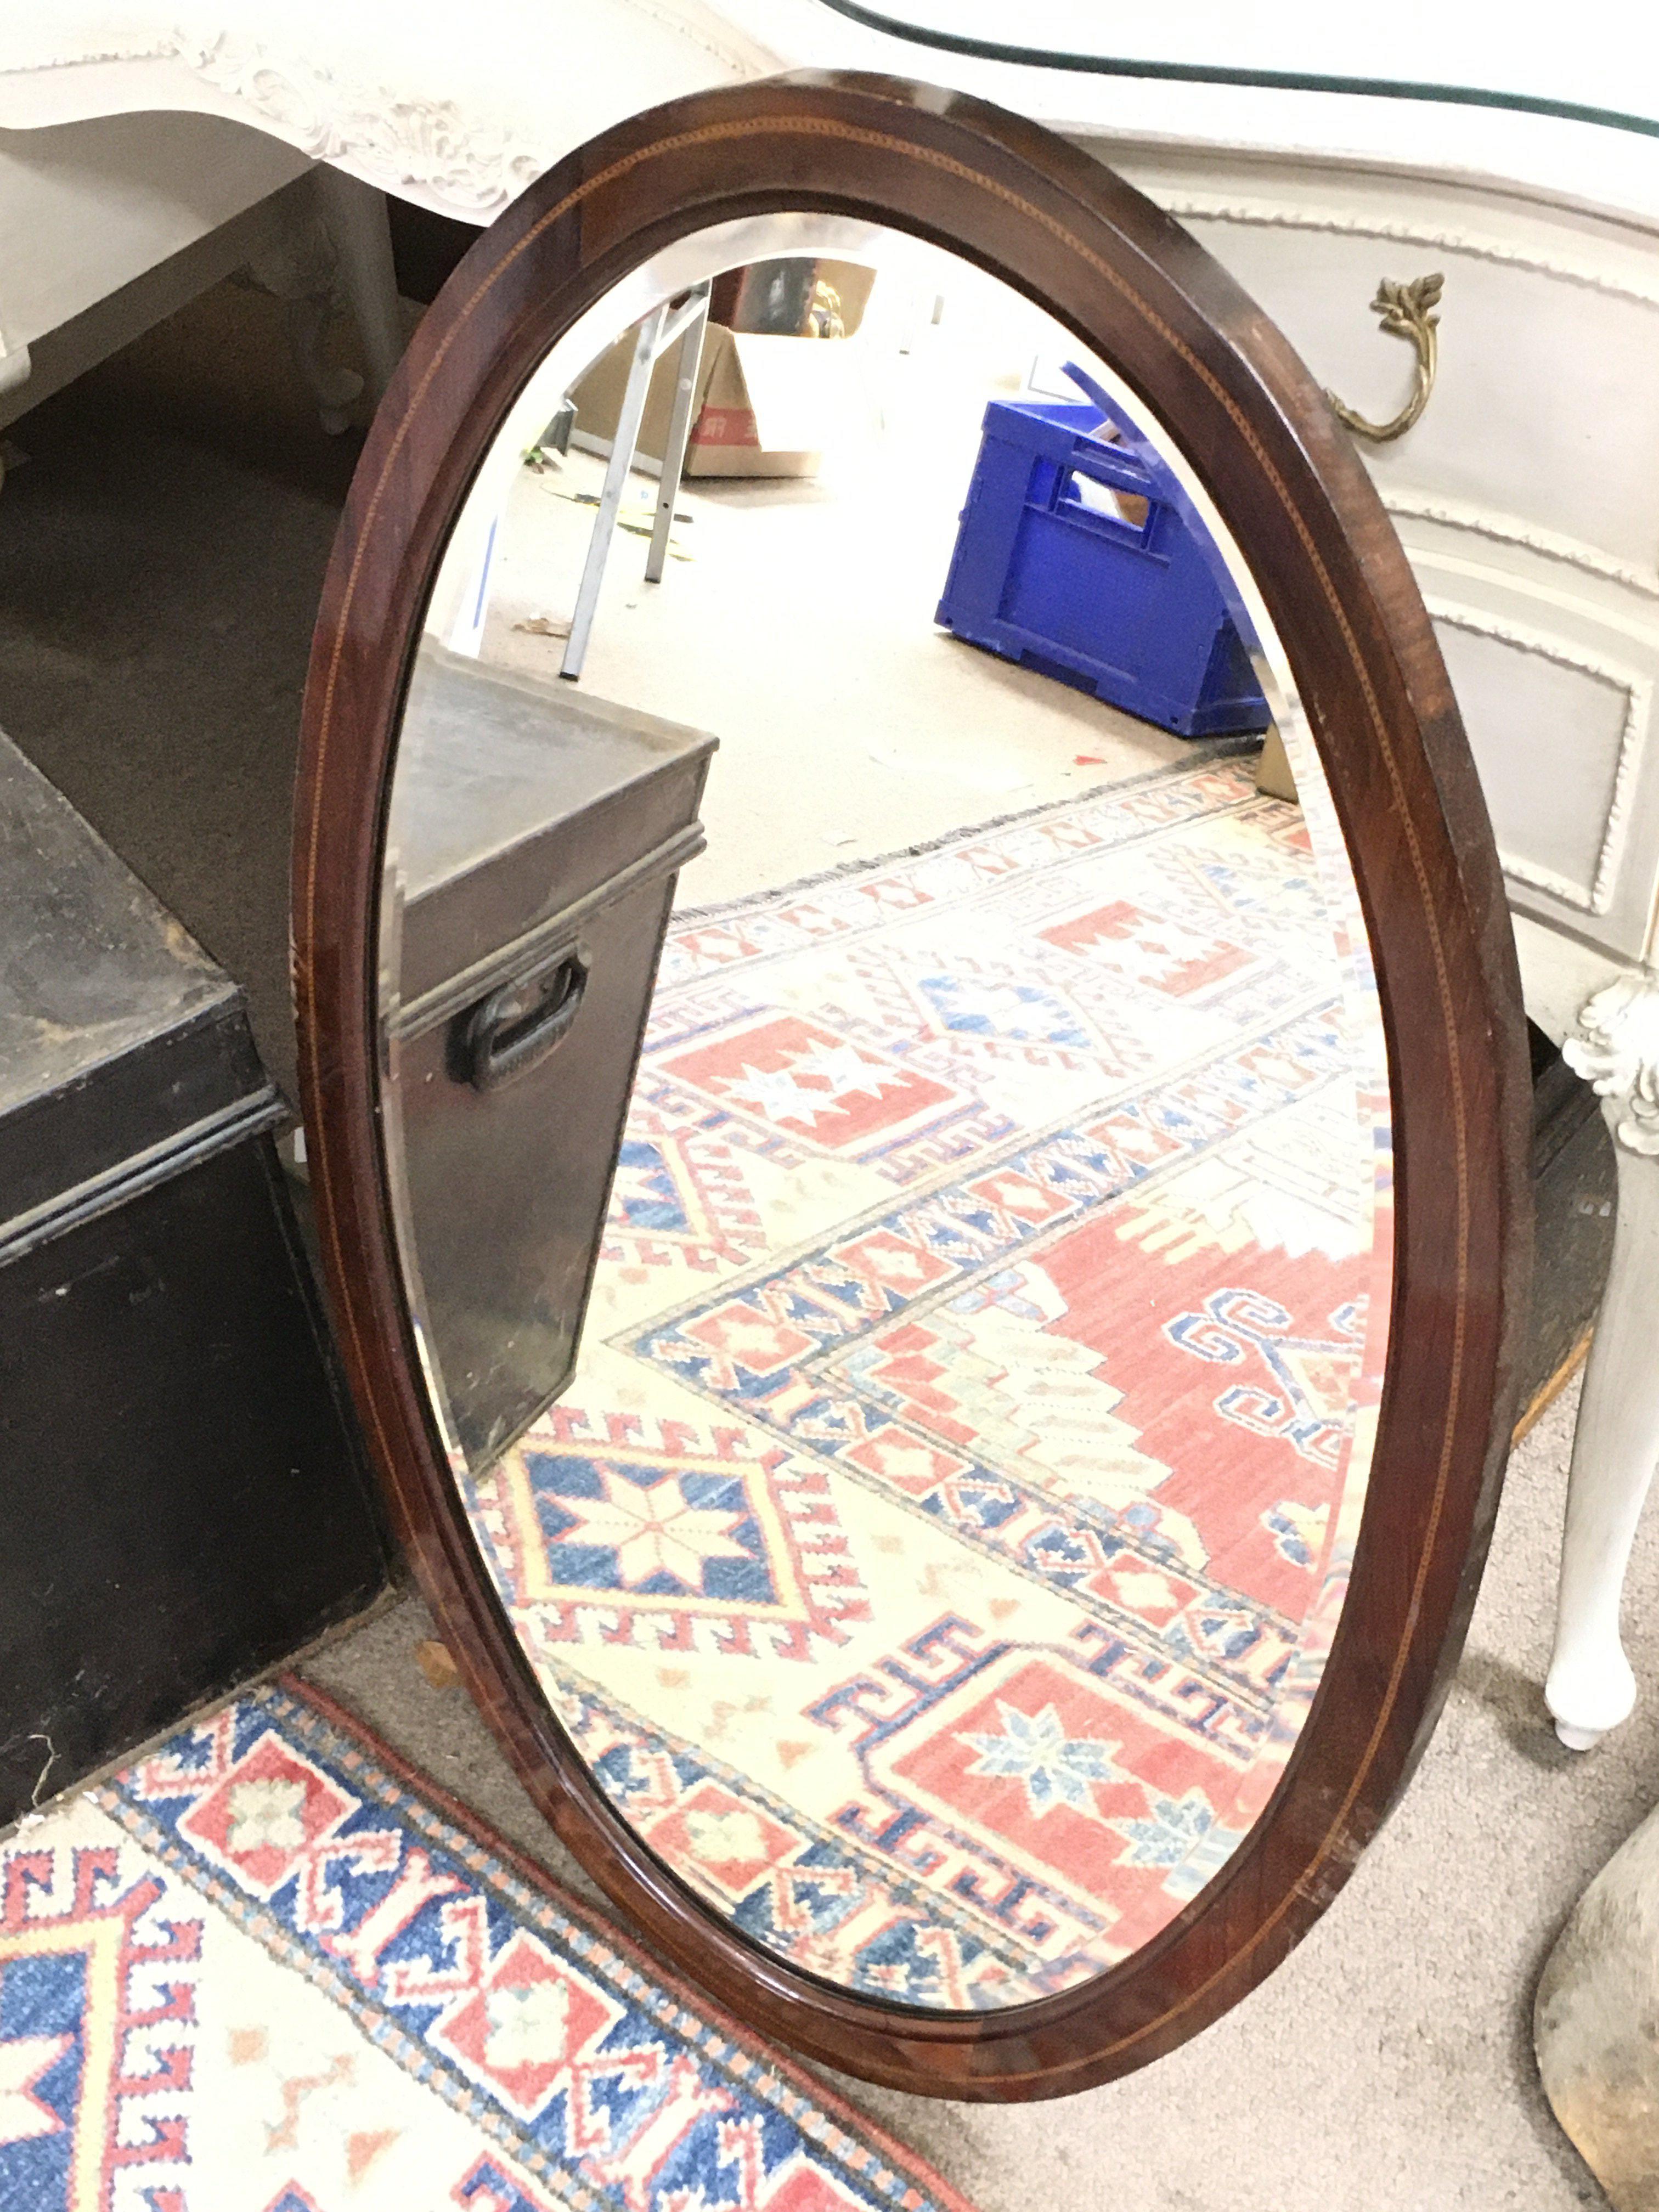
[296,75,1527,2096]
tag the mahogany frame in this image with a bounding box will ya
[293,71,1531,2099]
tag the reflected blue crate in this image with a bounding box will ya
[935,365,1270,739]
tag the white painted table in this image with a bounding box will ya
[7,3,1658,1748]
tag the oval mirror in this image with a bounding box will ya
[294,73,1529,2097]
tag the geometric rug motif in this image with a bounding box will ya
[0,1680,977,2212]
[470,1410,872,1662]
[461,757,1393,2010]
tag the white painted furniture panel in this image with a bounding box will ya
[1437,618,1640,917]
[1410,565,1659,958]
[1135,165,1659,595]
[1109,153,1659,974]
[0,109,308,353]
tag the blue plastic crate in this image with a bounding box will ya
[935,365,1269,738]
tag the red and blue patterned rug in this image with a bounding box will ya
[0,1678,977,2212]
[462,755,1393,2011]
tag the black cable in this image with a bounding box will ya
[812,0,1659,145]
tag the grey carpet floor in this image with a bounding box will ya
[3,275,1640,2209]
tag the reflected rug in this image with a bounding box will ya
[0,1679,976,2212]
[465,754,1392,2010]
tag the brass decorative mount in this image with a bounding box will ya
[1327,272,1444,443]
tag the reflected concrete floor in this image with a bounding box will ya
[479,439,1188,906]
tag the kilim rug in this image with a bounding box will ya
[464,752,1393,2012]
[0,1679,977,2212]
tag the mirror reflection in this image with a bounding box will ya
[379,219,1392,2010]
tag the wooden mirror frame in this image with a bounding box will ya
[294,70,1531,2100]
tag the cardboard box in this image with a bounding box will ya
[1255,726,1299,803]
[569,267,874,479]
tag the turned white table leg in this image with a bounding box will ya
[245,189,365,435]
[1546,975,1659,1750]
[311,167,405,404]
[244,170,404,435]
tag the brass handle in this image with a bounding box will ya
[1325,273,1443,443]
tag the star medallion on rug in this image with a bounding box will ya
[0,1679,978,2212]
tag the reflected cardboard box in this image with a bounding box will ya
[569,262,875,480]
